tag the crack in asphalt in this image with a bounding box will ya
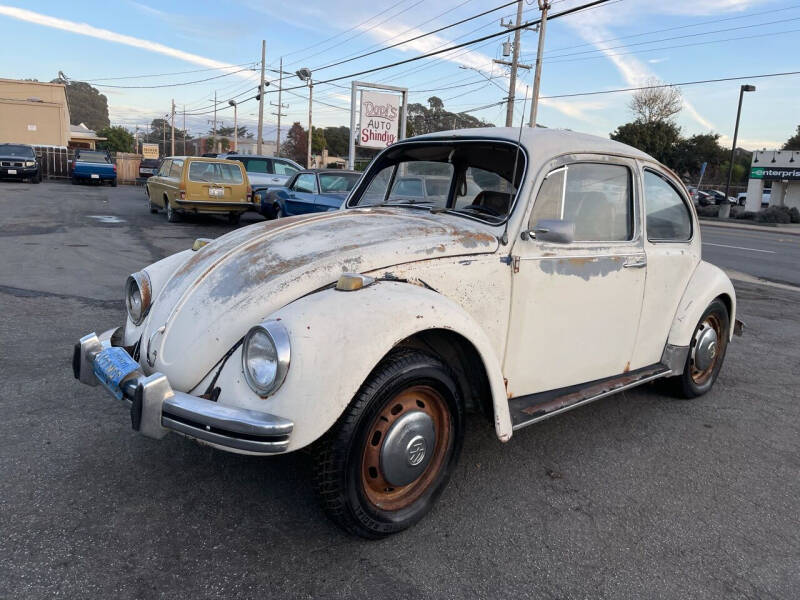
[0,284,122,309]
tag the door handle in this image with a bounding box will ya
[623,256,647,268]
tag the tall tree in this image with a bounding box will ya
[97,126,134,153]
[280,122,308,166]
[53,78,110,131]
[783,125,800,150]
[323,126,350,156]
[311,128,327,154]
[610,120,682,165]
[407,96,493,137]
[628,78,682,124]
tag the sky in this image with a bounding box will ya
[1,0,798,150]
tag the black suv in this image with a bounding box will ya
[0,143,41,183]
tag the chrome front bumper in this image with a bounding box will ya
[73,329,293,454]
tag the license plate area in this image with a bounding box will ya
[8,169,16,174]
[208,187,224,198]
[93,347,140,400]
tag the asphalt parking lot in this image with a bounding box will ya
[1,181,798,599]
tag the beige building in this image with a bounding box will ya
[0,78,71,147]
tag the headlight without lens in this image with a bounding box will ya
[125,271,152,325]
[242,320,290,397]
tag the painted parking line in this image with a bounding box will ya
[703,242,775,254]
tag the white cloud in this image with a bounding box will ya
[648,57,668,64]
[0,5,259,82]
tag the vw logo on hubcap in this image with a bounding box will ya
[406,436,427,466]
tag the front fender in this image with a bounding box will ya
[667,260,737,346]
[207,281,512,452]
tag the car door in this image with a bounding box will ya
[285,173,318,215]
[504,157,647,396]
[629,165,700,369]
[148,159,171,208]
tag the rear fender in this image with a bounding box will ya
[667,260,737,345]
[206,281,512,452]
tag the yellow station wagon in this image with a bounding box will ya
[146,156,253,224]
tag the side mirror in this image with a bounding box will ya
[524,219,575,244]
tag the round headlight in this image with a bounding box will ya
[125,271,152,325]
[242,321,290,397]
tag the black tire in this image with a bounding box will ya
[111,179,117,187]
[672,298,730,399]
[146,188,158,214]
[228,212,241,225]
[166,199,180,223]
[315,350,464,539]
[33,172,41,184]
[273,204,283,220]
[71,177,78,185]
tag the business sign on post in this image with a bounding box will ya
[750,166,800,181]
[358,90,400,149]
[142,143,159,160]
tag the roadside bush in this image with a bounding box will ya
[729,205,745,218]
[735,211,757,220]
[789,207,800,223]
[696,205,719,218]
[755,206,792,224]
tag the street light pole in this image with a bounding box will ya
[724,84,756,203]
[296,68,313,168]
[228,99,238,152]
[257,40,266,154]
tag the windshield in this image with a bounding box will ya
[188,161,243,183]
[0,144,35,158]
[350,141,524,223]
[76,151,110,164]
[319,173,360,193]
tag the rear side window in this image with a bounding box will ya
[188,161,244,183]
[240,158,271,174]
[644,170,692,241]
[530,163,633,242]
[169,160,183,178]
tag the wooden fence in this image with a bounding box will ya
[32,147,142,184]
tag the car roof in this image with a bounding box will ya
[412,127,655,164]
[163,156,244,165]
[297,169,359,175]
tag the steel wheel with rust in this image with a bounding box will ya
[315,350,464,538]
[674,298,730,398]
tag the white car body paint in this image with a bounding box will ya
[115,127,737,455]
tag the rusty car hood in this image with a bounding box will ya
[142,208,499,390]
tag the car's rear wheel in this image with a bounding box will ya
[673,299,729,398]
[315,350,464,538]
[166,199,180,223]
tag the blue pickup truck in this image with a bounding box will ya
[71,150,117,186]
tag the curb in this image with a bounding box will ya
[699,219,800,237]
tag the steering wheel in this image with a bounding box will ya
[463,203,502,217]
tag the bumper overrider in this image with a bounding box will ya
[73,328,293,454]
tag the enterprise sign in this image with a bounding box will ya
[750,166,800,181]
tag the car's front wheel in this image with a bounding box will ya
[673,298,730,398]
[315,350,464,538]
[165,199,180,223]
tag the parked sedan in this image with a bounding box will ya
[0,143,41,183]
[257,169,361,219]
[225,154,302,188]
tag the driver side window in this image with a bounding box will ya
[529,163,633,242]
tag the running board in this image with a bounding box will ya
[509,364,671,431]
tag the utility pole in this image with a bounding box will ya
[307,80,313,168]
[724,84,757,206]
[213,91,217,152]
[529,0,550,127]
[494,0,531,127]
[272,57,287,156]
[229,100,238,152]
[170,99,175,156]
[182,105,186,155]
[257,40,266,154]
[162,114,166,157]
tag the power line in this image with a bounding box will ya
[80,61,258,82]
[540,70,800,99]
[93,67,256,89]
[311,0,519,72]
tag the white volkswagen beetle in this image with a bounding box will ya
[73,128,742,538]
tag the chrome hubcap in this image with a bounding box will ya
[379,410,435,487]
[693,325,719,371]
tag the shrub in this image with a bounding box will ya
[789,206,800,224]
[755,206,792,224]
[696,205,719,218]
[729,205,745,218]
[735,211,757,220]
